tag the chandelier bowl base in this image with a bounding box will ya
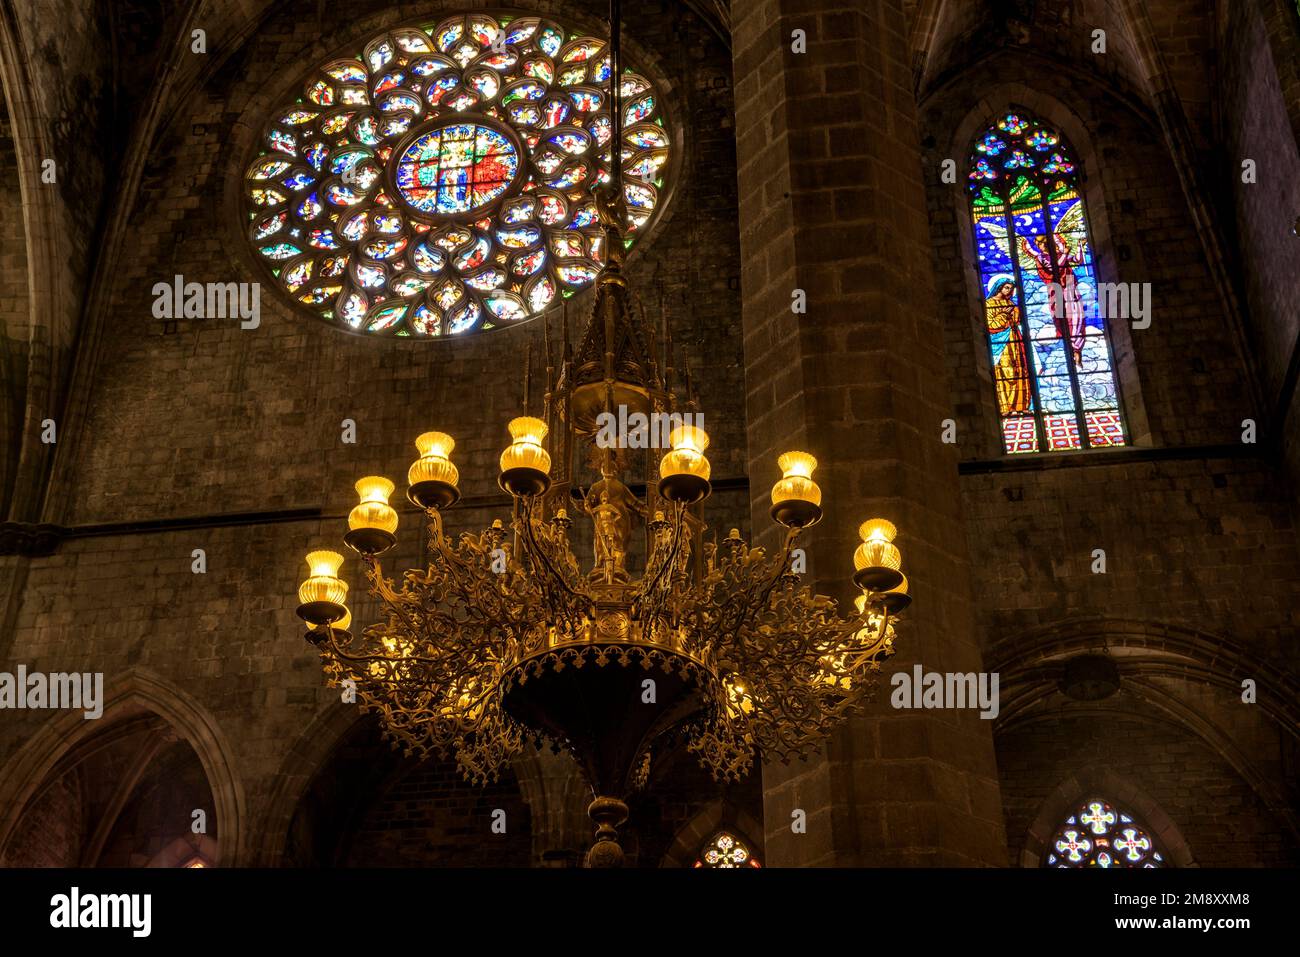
[295,600,345,626]
[770,500,823,529]
[854,567,905,592]
[342,528,397,557]
[502,641,712,864]
[502,644,708,797]
[498,469,552,498]
[657,474,710,505]
[407,480,460,511]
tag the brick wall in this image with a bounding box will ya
[0,105,29,509]
[1218,0,1300,486]
[1,0,115,522]
[730,0,1006,867]
[0,769,83,867]
[342,760,534,868]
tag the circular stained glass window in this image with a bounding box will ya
[241,12,673,338]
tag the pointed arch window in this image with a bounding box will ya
[968,112,1126,453]
[1046,798,1165,868]
[694,830,760,868]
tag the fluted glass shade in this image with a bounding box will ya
[348,476,399,533]
[298,550,347,606]
[771,451,822,506]
[409,432,459,487]
[852,517,903,591]
[659,424,711,481]
[499,416,552,474]
[854,518,901,572]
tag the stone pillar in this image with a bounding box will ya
[512,748,593,867]
[730,0,1006,865]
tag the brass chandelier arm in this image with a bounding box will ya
[361,554,432,641]
[422,528,527,629]
[516,497,587,603]
[755,526,803,609]
[512,501,593,643]
[709,527,803,649]
[367,568,486,640]
[632,499,687,617]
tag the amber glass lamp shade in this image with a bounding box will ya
[852,518,903,591]
[657,424,712,504]
[498,417,552,496]
[344,476,398,555]
[296,550,348,625]
[770,451,823,528]
[408,431,461,509]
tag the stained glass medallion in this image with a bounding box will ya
[968,112,1126,454]
[393,120,522,216]
[242,13,673,337]
[694,830,761,868]
[1046,799,1165,868]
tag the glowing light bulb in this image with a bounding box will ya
[349,476,398,533]
[657,424,712,504]
[498,417,551,496]
[296,549,348,625]
[408,432,461,509]
[723,675,753,720]
[770,451,823,528]
[852,517,904,592]
[344,477,398,555]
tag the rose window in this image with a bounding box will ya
[242,12,672,336]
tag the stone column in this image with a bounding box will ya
[512,748,593,867]
[730,0,1006,865]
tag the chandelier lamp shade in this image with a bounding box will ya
[292,0,912,867]
[407,432,461,510]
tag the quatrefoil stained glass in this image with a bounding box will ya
[694,830,760,868]
[1046,799,1165,868]
[243,13,672,337]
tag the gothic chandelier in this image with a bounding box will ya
[292,1,911,867]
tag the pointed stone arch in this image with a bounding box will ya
[1021,765,1195,868]
[659,799,764,868]
[0,667,246,865]
[250,702,369,866]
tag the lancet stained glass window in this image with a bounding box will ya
[1046,799,1165,868]
[694,830,760,868]
[969,112,1126,453]
[242,13,672,337]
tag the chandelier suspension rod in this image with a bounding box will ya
[610,0,623,193]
